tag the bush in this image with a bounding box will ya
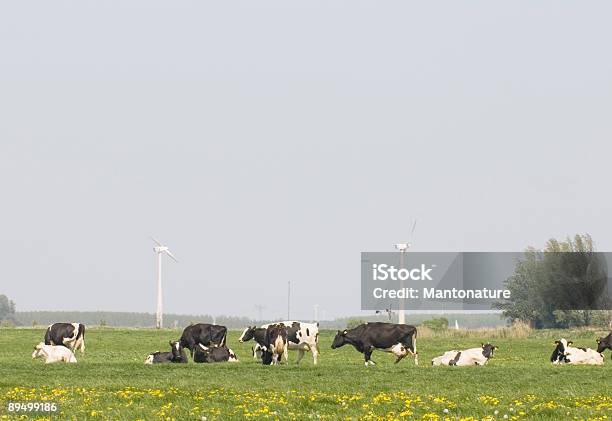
[346,318,365,329]
[421,317,448,331]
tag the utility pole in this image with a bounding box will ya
[394,243,409,324]
[313,304,319,323]
[287,281,291,320]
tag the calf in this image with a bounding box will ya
[596,332,612,359]
[551,338,604,365]
[179,323,227,358]
[193,344,239,363]
[144,341,188,364]
[44,323,86,354]
[264,324,288,365]
[32,342,77,363]
[432,344,498,366]
[331,322,418,366]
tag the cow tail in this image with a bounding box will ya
[77,324,86,354]
[315,332,321,354]
[44,327,51,345]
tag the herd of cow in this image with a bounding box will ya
[31,321,612,367]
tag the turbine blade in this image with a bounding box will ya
[410,220,417,236]
[150,237,164,247]
[165,249,178,262]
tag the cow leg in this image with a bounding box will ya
[311,346,319,365]
[283,347,289,364]
[295,348,305,365]
[364,347,376,366]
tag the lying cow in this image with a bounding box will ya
[596,331,612,359]
[551,338,604,365]
[193,344,239,363]
[32,342,77,363]
[264,324,288,365]
[144,341,188,364]
[44,323,85,354]
[432,343,498,366]
[179,323,227,358]
[331,322,418,366]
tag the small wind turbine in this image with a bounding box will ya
[151,237,178,329]
[394,220,417,324]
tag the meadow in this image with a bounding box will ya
[0,327,610,420]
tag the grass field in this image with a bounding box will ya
[0,327,610,420]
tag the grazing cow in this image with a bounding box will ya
[431,344,498,366]
[32,342,77,363]
[44,323,86,354]
[331,322,418,366]
[260,321,320,365]
[144,341,188,365]
[596,332,612,359]
[193,344,239,363]
[179,323,227,358]
[238,326,268,360]
[551,338,604,365]
[264,324,288,365]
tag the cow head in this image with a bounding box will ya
[596,335,611,354]
[331,330,348,349]
[481,343,498,359]
[239,326,257,343]
[169,341,183,359]
[551,338,572,363]
[32,342,45,359]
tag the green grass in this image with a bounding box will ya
[0,327,610,420]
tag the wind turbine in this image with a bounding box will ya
[151,237,178,329]
[394,220,417,324]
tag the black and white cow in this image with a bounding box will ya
[261,321,320,365]
[596,331,612,359]
[263,324,288,365]
[331,322,418,366]
[44,323,86,354]
[241,320,320,365]
[193,344,239,363]
[144,341,188,364]
[238,326,268,360]
[179,323,227,358]
[551,338,604,365]
[432,344,498,366]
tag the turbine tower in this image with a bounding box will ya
[394,220,417,325]
[151,237,178,329]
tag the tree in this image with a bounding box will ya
[0,294,16,321]
[495,234,610,328]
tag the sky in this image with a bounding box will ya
[1,1,611,321]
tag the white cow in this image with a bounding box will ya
[432,343,498,366]
[551,338,604,365]
[259,321,320,364]
[32,342,77,364]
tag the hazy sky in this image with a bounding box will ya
[1,1,610,321]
